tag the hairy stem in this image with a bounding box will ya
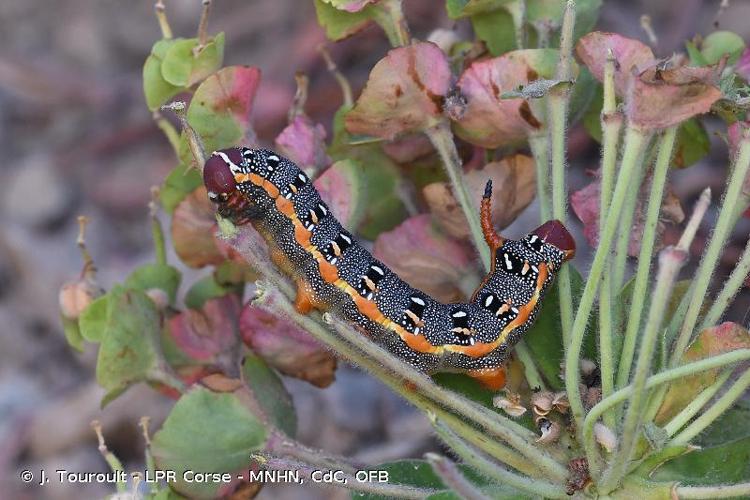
[616,126,677,389]
[92,421,127,493]
[426,453,490,500]
[371,0,410,47]
[663,368,733,437]
[582,349,750,469]
[700,233,750,330]
[671,367,750,445]
[529,131,552,222]
[426,121,491,269]
[566,125,649,452]
[672,130,750,364]
[599,244,687,493]
[675,482,750,499]
[433,420,569,499]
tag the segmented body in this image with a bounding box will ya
[204,147,575,385]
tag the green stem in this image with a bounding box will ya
[675,482,750,499]
[154,0,173,39]
[663,368,733,437]
[616,126,677,390]
[672,133,750,364]
[529,131,552,222]
[700,234,750,330]
[582,349,750,470]
[515,342,546,391]
[505,0,528,50]
[433,420,569,499]
[371,0,410,47]
[566,125,649,453]
[149,188,167,266]
[671,367,750,445]
[153,111,181,155]
[426,453,491,500]
[92,421,127,493]
[426,121,491,272]
[599,246,687,493]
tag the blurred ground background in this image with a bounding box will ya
[1,1,749,499]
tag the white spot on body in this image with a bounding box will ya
[411,297,426,306]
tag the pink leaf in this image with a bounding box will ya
[576,32,655,95]
[735,47,750,81]
[274,115,331,172]
[168,295,242,363]
[372,214,477,302]
[239,304,336,388]
[345,42,451,140]
[171,186,225,268]
[313,159,362,228]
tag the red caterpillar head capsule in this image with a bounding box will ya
[531,220,576,261]
[204,148,243,202]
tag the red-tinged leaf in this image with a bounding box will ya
[737,47,750,82]
[313,159,365,229]
[168,295,242,365]
[345,42,451,140]
[655,322,750,423]
[451,49,560,148]
[424,154,536,239]
[239,303,336,388]
[372,214,479,302]
[626,65,723,129]
[571,172,684,256]
[313,0,374,41]
[381,133,435,163]
[185,66,261,161]
[575,31,655,96]
[172,186,224,268]
[274,115,331,172]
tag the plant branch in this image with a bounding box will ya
[529,131,551,222]
[700,233,750,330]
[663,368,733,438]
[616,126,677,390]
[318,44,353,107]
[149,186,167,266]
[154,0,173,39]
[671,366,750,445]
[426,453,490,500]
[371,0,411,47]
[675,482,750,499]
[672,129,750,364]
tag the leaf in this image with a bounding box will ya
[239,303,337,388]
[160,34,225,88]
[274,115,331,172]
[241,355,297,437]
[446,0,513,19]
[183,66,261,163]
[320,0,376,13]
[184,275,236,310]
[171,186,224,268]
[143,39,183,111]
[314,0,374,41]
[151,386,267,498]
[673,118,711,168]
[700,31,746,66]
[526,0,602,45]
[79,294,109,343]
[167,295,241,364]
[424,154,536,239]
[736,47,750,82]
[313,159,366,229]
[471,9,516,56]
[345,42,451,140]
[451,49,561,148]
[61,314,84,352]
[372,214,478,302]
[124,263,181,304]
[160,162,203,214]
[96,286,162,394]
[655,322,750,424]
[576,31,655,96]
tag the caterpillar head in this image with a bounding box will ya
[203,148,244,202]
[527,220,576,264]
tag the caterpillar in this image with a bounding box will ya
[204,147,575,389]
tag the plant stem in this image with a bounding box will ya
[371,0,410,47]
[672,131,750,364]
[700,234,750,330]
[505,0,528,50]
[547,0,576,347]
[528,131,552,222]
[671,367,750,445]
[426,121,491,271]
[426,453,491,500]
[675,482,750,499]
[616,126,677,390]
[565,125,649,448]
[515,342,546,391]
[196,0,211,50]
[153,110,181,154]
[154,0,173,39]
[581,348,750,471]
[318,44,353,106]
[598,50,623,428]
[433,420,569,499]
[663,368,733,437]
[149,186,167,266]
[92,421,127,493]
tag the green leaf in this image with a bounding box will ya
[471,9,516,56]
[143,39,184,111]
[96,286,162,394]
[189,33,225,86]
[526,0,602,46]
[674,119,711,168]
[160,163,203,214]
[61,314,84,352]
[686,41,709,67]
[701,31,746,66]
[184,274,235,310]
[446,0,513,19]
[125,263,182,304]
[160,35,226,88]
[523,266,594,390]
[651,435,750,485]
[314,0,373,41]
[582,82,604,142]
[242,355,297,437]
[151,386,268,498]
[79,294,109,343]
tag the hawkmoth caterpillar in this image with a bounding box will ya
[204,147,575,389]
